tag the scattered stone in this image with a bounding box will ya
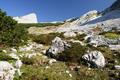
[63,31,76,38]
[45,66,50,69]
[69,39,86,46]
[0,61,15,80]
[9,53,19,60]
[2,50,7,53]
[15,59,23,76]
[69,74,72,77]
[109,45,120,50]
[82,51,105,68]
[19,42,43,52]
[49,59,57,65]
[10,48,17,53]
[87,35,108,47]
[66,70,70,74]
[114,65,120,70]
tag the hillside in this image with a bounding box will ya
[0,0,120,80]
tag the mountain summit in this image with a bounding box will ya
[13,13,38,23]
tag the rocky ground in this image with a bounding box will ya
[0,0,120,80]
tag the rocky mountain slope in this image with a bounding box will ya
[0,0,120,80]
[57,0,120,33]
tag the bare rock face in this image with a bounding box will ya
[70,10,99,26]
[13,13,38,23]
[104,0,120,14]
[82,51,105,68]
[46,37,70,58]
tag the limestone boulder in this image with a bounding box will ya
[82,51,105,68]
[46,37,70,58]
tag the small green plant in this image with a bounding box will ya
[0,52,16,62]
[19,63,75,80]
[29,33,64,45]
[57,42,87,63]
[18,22,64,28]
[100,32,120,39]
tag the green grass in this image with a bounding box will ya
[14,63,75,80]
[29,33,64,45]
[18,23,64,28]
[76,66,109,80]
[101,32,120,39]
[57,42,88,63]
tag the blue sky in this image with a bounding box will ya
[0,0,115,22]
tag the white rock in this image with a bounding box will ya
[10,48,17,53]
[45,66,50,69]
[19,45,33,52]
[0,61,15,80]
[15,59,23,76]
[46,37,70,58]
[69,74,72,77]
[2,50,7,53]
[9,53,19,60]
[69,39,86,46]
[49,59,57,64]
[82,51,105,68]
[63,31,77,38]
[13,13,38,23]
[109,45,120,50]
[25,53,37,58]
[114,65,120,70]
[15,59,23,69]
[66,70,70,74]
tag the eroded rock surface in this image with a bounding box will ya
[82,51,105,68]
[46,37,70,58]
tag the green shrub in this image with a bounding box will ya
[57,42,87,63]
[100,32,120,39]
[74,34,86,41]
[29,33,64,45]
[0,9,28,46]
[18,22,64,28]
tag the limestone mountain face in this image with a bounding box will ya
[13,13,38,23]
[104,0,120,14]
[57,0,120,33]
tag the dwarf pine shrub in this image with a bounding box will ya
[0,9,28,46]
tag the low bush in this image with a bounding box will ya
[100,32,120,39]
[57,42,88,63]
[0,9,28,47]
[18,22,64,28]
[29,33,64,45]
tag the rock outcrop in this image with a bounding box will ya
[46,37,70,58]
[82,51,105,68]
[13,13,38,23]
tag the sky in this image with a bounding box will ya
[0,0,116,22]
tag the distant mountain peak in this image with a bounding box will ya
[13,13,38,23]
